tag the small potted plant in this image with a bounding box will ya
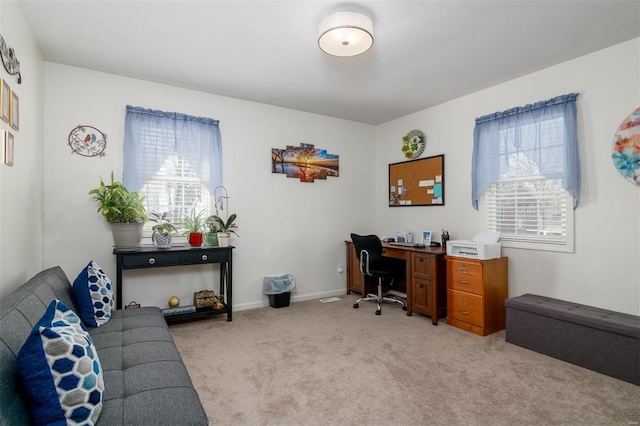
[179,209,206,247]
[88,171,148,248]
[208,213,238,247]
[204,216,220,246]
[210,185,238,247]
[149,212,177,248]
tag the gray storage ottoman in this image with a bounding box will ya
[505,294,639,385]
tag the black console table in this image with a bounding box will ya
[113,245,234,323]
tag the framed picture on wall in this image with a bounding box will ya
[10,89,18,131]
[4,130,14,166]
[1,79,9,123]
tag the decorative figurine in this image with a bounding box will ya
[213,294,225,310]
[168,296,180,309]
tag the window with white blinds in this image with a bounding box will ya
[123,106,222,239]
[473,93,579,253]
[482,116,574,252]
[140,155,211,236]
[484,177,573,252]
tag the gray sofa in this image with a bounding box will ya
[0,266,208,425]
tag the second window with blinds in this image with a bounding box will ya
[472,94,580,253]
[123,106,223,240]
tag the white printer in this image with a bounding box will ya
[446,231,501,260]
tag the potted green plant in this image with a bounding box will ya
[179,209,206,247]
[208,213,238,247]
[149,212,178,248]
[210,186,238,247]
[204,216,220,246]
[88,171,148,248]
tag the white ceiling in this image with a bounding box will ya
[18,0,640,124]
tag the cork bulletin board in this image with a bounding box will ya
[389,154,444,206]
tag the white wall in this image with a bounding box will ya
[6,16,638,318]
[43,63,375,310]
[375,38,640,315]
[0,2,45,296]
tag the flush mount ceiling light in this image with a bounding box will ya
[318,11,374,57]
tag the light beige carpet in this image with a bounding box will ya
[170,294,639,425]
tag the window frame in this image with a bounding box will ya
[472,93,579,253]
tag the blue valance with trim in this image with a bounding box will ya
[471,93,580,210]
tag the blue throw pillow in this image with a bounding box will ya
[72,261,114,327]
[17,299,104,426]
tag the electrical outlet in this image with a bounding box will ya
[337,264,343,274]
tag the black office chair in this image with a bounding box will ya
[350,233,406,315]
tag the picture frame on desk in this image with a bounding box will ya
[395,231,412,243]
[421,231,431,246]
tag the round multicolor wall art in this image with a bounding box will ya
[611,107,640,186]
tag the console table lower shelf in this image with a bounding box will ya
[163,304,229,324]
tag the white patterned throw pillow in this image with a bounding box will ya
[17,299,104,425]
[72,261,114,327]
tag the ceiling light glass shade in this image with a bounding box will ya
[318,11,374,57]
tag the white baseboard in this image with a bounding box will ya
[232,289,347,312]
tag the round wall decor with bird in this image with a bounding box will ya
[401,129,426,159]
[68,124,108,157]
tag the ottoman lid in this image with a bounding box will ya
[506,294,640,339]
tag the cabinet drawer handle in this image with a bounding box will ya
[202,254,208,261]
[459,310,470,316]
[148,258,155,265]
[459,264,468,273]
[458,279,470,284]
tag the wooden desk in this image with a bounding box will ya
[345,241,446,325]
[113,245,234,323]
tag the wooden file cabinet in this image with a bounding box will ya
[445,256,508,336]
[410,252,446,324]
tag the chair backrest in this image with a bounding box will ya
[350,233,384,275]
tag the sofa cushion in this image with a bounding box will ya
[87,307,208,425]
[73,261,114,327]
[17,299,104,425]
